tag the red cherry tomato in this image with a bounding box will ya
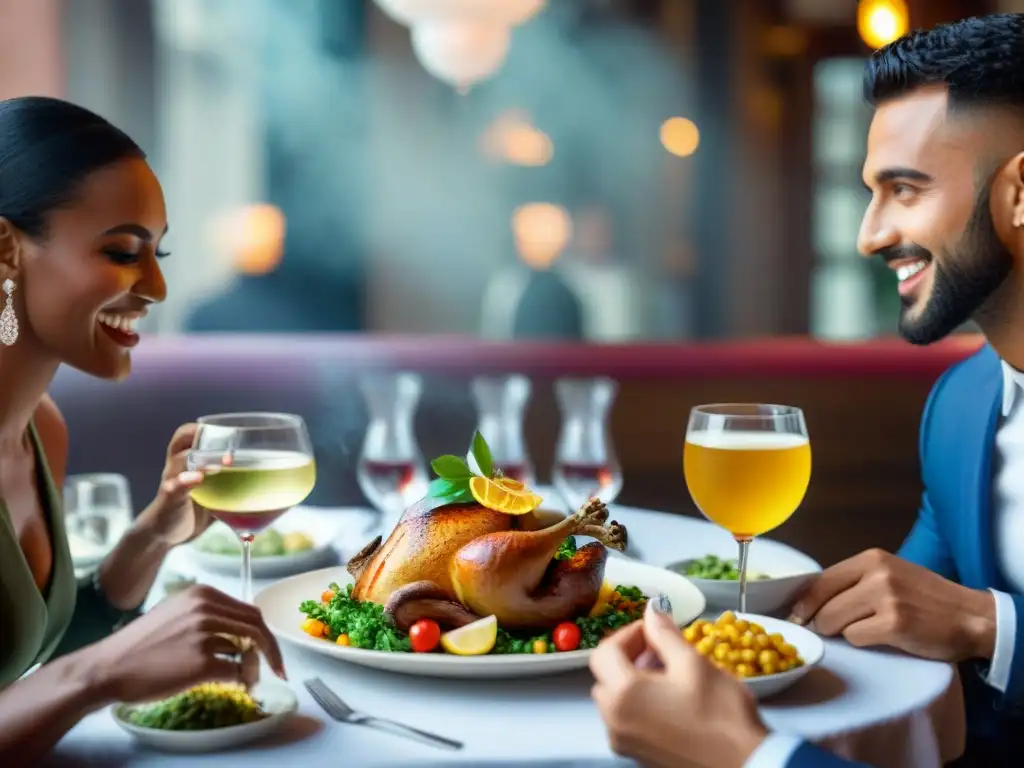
[552,622,581,652]
[409,619,441,653]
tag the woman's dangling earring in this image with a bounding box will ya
[0,278,18,346]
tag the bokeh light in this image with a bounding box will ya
[511,203,572,270]
[857,0,909,50]
[213,203,287,275]
[660,117,700,157]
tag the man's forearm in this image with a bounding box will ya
[96,512,171,611]
[0,649,110,766]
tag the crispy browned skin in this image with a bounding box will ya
[349,497,513,603]
[450,500,626,629]
[346,497,627,629]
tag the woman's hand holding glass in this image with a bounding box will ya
[135,423,212,547]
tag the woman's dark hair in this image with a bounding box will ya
[0,96,144,239]
[864,13,1024,112]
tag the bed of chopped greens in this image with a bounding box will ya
[298,536,648,654]
[125,683,267,731]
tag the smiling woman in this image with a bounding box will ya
[0,96,285,765]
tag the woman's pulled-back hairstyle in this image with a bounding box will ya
[0,96,145,239]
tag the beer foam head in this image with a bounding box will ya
[685,431,808,450]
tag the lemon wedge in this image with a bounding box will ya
[589,581,617,617]
[440,615,498,656]
[469,476,543,515]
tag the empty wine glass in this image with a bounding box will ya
[552,377,623,510]
[471,374,535,486]
[357,372,429,535]
[64,473,133,572]
[188,413,316,604]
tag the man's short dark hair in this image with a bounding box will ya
[864,13,1024,111]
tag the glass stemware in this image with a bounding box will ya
[683,404,810,613]
[470,374,535,486]
[188,412,316,604]
[64,473,133,572]
[356,372,429,535]
[552,377,623,510]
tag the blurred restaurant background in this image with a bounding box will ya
[2,0,1015,567]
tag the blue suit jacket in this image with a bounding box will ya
[785,344,1022,767]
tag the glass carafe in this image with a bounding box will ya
[552,377,623,510]
[471,374,535,487]
[357,372,429,535]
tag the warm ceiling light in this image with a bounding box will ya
[480,110,554,166]
[214,203,286,275]
[660,117,700,157]
[511,203,572,270]
[857,0,909,50]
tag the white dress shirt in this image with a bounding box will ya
[744,359,1024,768]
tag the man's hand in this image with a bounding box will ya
[789,548,996,662]
[589,608,768,768]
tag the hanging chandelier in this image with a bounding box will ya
[373,0,545,91]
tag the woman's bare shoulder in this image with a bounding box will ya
[33,395,68,489]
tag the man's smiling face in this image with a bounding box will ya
[858,86,1014,345]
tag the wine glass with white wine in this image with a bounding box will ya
[188,413,316,603]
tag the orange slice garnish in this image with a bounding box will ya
[469,476,543,515]
[494,477,525,492]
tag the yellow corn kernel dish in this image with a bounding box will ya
[682,611,805,678]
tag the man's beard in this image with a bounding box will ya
[888,185,1013,346]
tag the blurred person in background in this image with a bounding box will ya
[0,96,283,765]
[560,203,646,340]
[481,201,585,340]
[593,12,1024,768]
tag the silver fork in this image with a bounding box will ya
[303,677,463,751]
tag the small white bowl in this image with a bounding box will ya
[667,548,822,617]
[731,614,824,700]
[188,506,374,579]
[111,679,298,753]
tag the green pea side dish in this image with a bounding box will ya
[684,554,770,581]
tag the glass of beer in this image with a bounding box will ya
[188,413,317,603]
[683,404,810,613]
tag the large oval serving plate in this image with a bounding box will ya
[255,558,707,679]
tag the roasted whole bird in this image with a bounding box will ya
[346,497,627,631]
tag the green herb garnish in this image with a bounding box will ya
[300,583,411,651]
[554,536,577,561]
[300,583,648,655]
[495,585,648,653]
[427,430,496,505]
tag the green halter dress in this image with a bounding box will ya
[0,422,136,690]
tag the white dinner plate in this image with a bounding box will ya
[188,506,373,579]
[111,679,298,753]
[255,558,707,679]
[727,614,825,700]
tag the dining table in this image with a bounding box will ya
[49,499,965,768]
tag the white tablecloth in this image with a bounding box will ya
[49,502,965,768]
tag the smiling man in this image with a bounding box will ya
[590,12,1024,768]
[787,11,1024,765]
